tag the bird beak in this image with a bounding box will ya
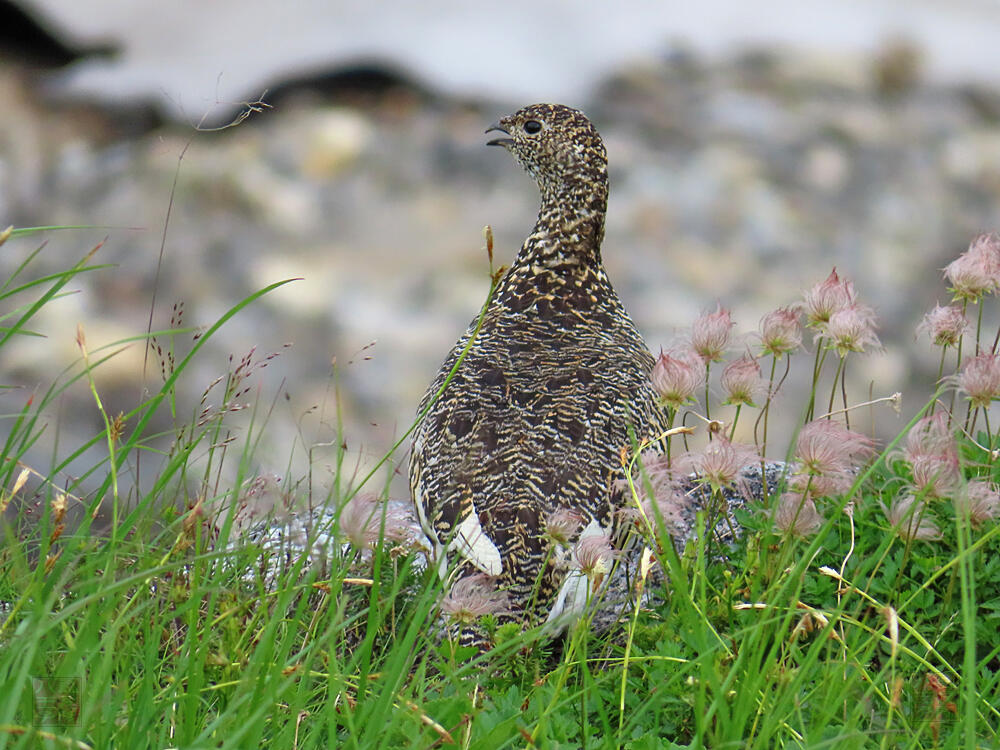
[485,122,513,147]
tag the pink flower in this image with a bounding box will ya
[803,268,856,327]
[650,348,705,410]
[338,493,412,550]
[758,307,803,358]
[905,413,955,460]
[883,495,942,541]
[545,508,583,547]
[721,353,764,406]
[773,491,824,537]
[674,436,759,492]
[618,454,687,538]
[440,574,510,624]
[690,305,734,364]
[917,303,969,348]
[944,233,1000,302]
[793,420,875,498]
[572,534,618,581]
[953,353,1000,409]
[910,455,961,500]
[901,413,960,499]
[792,470,853,499]
[954,480,1000,527]
[823,304,881,355]
[796,420,875,474]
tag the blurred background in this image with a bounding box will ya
[3,0,1000,511]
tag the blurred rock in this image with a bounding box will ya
[3,42,1000,507]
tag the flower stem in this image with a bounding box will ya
[950,300,968,423]
[827,353,846,420]
[665,409,676,465]
[984,407,994,467]
[756,356,778,453]
[975,299,984,356]
[806,344,828,422]
[840,356,851,429]
[930,347,948,416]
[704,362,712,427]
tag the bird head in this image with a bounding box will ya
[486,104,608,196]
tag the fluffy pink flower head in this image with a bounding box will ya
[651,348,705,410]
[721,353,764,406]
[618,453,687,539]
[545,508,583,547]
[439,574,510,625]
[902,413,960,499]
[883,495,942,542]
[796,420,875,473]
[773,491,824,537]
[823,304,881,355]
[674,436,759,492]
[790,469,852,499]
[917,303,969,348]
[803,268,856,327]
[943,233,1000,302]
[954,352,1000,409]
[338,493,411,550]
[793,420,875,498]
[909,455,961,499]
[758,306,803,358]
[572,533,618,581]
[690,304,734,364]
[954,480,1000,528]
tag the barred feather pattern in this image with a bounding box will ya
[409,104,668,639]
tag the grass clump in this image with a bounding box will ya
[0,223,999,749]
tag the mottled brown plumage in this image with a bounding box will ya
[410,104,667,639]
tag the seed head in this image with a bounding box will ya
[773,491,824,537]
[823,304,881,355]
[953,352,1000,409]
[943,233,1000,302]
[545,508,583,547]
[905,413,953,457]
[337,493,412,550]
[758,306,802,358]
[953,480,1000,528]
[910,454,961,500]
[721,353,764,406]
[440,574,510,624]
[790,469,852,499]
[572,533,618,582]
[651,348,705,410]
[803,268,856,327]
[917,303,969,348]
[793,420,875,498]
[796,419,875,474]
[883,494,942,541]
[618,454,687,538]
[901,413,960,499]
[674,436,759,493]
[690,304,734,364]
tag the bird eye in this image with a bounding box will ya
[523,120,542,134]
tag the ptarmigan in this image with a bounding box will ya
[410,104,667,643]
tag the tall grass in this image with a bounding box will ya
[0,224,998,749]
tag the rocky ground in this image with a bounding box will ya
[3,41,1000,518]
[222,459,784,641]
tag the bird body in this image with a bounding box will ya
[410,104,666,635]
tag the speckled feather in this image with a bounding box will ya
[409,104,668,634]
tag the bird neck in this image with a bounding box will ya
[517,172,609,268]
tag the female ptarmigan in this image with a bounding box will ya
[410,104,667,642]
